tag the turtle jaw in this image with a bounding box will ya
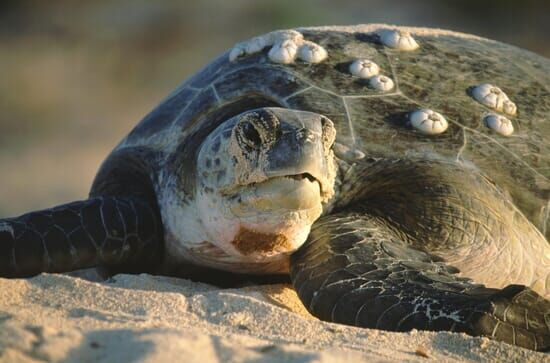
[220,173,324,260]
[223,172,323,214]
[265,170,333,202]
[191,173,324,263]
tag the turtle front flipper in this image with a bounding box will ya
[290,213,550,351]
[0,196,163,278]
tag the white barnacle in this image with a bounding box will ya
[270,31,325,64]
[268,39,298,64]
[349,59,380,79]
[228,32,284,62]
[230,29,326,65]
[229,43,246,62]
[0,221,14,238]
[333,143,366,161]
[368,75,394,92]
[271,29,304,44]
[503,100,517,116]
[245,36,269,54]
[484,113,514,136]
[378,29,419,51]
[471,84,517,116]
[297,41,328,63]
[409,109,448,135]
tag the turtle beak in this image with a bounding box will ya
[265,128,333,199]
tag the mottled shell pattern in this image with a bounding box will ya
[115,24,550,241]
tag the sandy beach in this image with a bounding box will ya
[0,273,545,362]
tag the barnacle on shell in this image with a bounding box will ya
[229,44,246,62]
[349,59,380,79]
[484,114,514,136]
[244,36,269,54]
[297,41,328,63]
[268,40,298,64]
[378,29,419,51]
[369,75,395,92]
[471,84,517,116]
[229,30,326,65]
[409,109,449,135]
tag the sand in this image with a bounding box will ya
[0,273,545,363]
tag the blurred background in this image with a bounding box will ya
[0,0,548,217]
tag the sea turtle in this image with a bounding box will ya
[0,24,549,351]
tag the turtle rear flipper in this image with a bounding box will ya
[290,213,550,351]
[0,196,163,278]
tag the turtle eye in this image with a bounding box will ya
[235,110,280,149]
[239,120,263,148]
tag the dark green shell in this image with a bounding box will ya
[115,25,550,240]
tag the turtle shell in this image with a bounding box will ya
[111,24,550,240]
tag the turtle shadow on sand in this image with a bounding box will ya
[63,329,156,363]
[62,328,320,363]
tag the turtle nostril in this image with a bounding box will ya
[296,128,316,143]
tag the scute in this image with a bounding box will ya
[213,64,308,104]
[285,87,352,143]
[125,87,197,147]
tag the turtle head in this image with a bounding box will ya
[208,107,337,202]
[164,107,337,272]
